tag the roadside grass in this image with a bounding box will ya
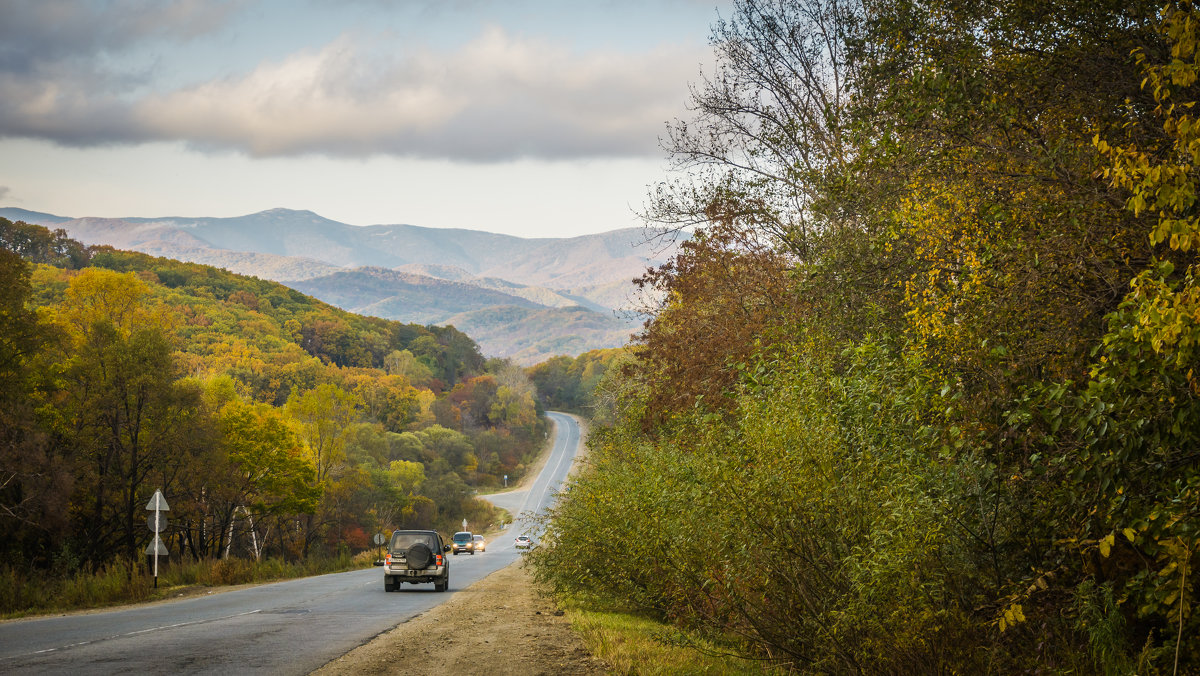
[564,603,779,675]
[471,484,515,497]
[0,550,376,620]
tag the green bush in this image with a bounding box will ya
[531,337,995,671]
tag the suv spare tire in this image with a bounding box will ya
[406,543,433,569]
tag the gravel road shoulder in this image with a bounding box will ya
[310,562,607,675]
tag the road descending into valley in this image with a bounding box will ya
[0,412,583,675]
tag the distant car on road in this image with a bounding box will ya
[472,534,486,552]
[384,530,450,592]
[451,531,475,555]
[514,535,532,549]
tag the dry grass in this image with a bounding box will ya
[565,605,778,676]
[0,550,375,619]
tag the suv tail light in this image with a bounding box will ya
[435,554,443,566]
[385,554,392,565]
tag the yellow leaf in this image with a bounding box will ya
[1123,528,1137,542]
[1099,533,1115,557]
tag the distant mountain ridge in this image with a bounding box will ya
[1,206,676,363]
[290,267,545,325]
[0,207,73,225]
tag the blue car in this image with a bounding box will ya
[451,531,475,554]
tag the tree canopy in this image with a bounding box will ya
[529,0,1199,672]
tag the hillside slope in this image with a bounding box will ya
[1,207,674,361]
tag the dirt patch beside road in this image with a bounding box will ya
[310,562,607,676]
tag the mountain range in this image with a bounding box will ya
[1,206,677,363]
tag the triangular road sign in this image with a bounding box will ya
[145,489,170,512]
[145,535,170,556]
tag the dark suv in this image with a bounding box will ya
[384,530,450,592]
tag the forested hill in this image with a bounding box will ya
[0,217,549,571]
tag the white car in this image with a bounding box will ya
[472,534,486,552]
[514,535,532,549]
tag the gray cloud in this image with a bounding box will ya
[0,0,246,73]
[1,22,707,162]
[0,0,250,146]
[0,186,10,201]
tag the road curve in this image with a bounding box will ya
[0,412,583,675]
[480,411,581,532]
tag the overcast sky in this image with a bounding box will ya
[0,0,729,238]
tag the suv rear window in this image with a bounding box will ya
[452,532,472,542]
[390,532,436,551]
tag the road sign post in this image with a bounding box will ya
[145,489,170,588]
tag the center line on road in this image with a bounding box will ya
[7,609,263,660]
[535,415,576,514]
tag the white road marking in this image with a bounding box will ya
[6,609,263,660]
[534,415,576,513]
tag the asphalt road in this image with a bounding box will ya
[482,410,581,528]
[0,411,583,675]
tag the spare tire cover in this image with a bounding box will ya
[406,543,433,569]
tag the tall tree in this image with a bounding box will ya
[0,249,71,561]
[49,269,206,562]
[648,0,862,253]
[286,383,359,557]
